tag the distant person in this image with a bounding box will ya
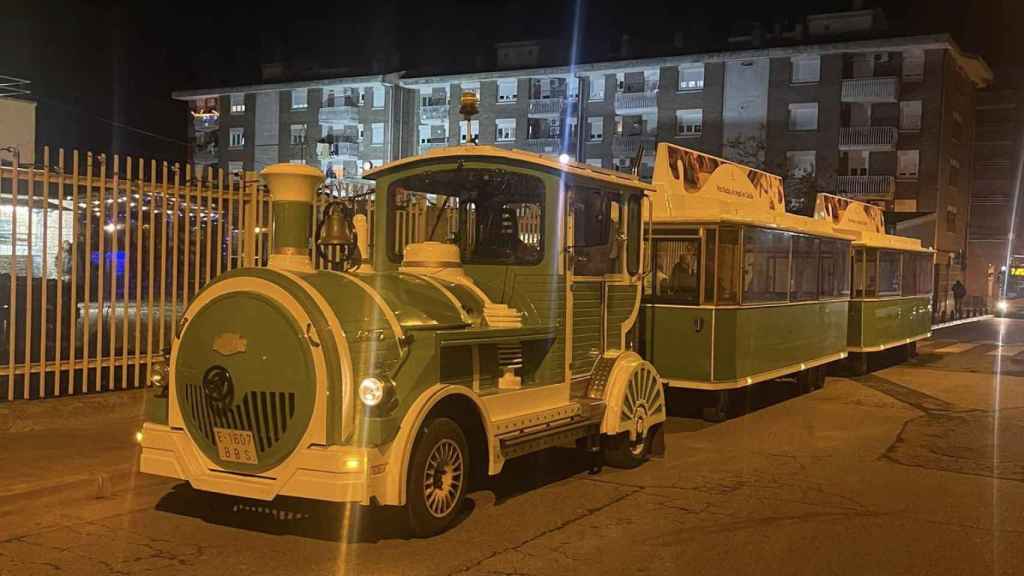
[669,253,697,300]
[952,280,966,318]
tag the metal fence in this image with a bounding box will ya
[0,147,272,401]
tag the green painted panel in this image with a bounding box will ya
[642,305,712,382]
[509,273,565,385]
[272,201,312,252]
[849,297,931,349]
[606,284,638,347]
[713,301,848,382]
[572,281,602,377]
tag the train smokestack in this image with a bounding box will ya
[259,163,324,272]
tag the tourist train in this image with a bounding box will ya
[138,133,933,535]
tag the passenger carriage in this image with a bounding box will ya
[138,146,666,536]
[640,144,853,420]
[813,194,934,373]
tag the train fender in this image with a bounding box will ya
[598,352,667,442]
[379,384,498,507]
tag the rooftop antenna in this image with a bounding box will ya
[458,90,480,145]
[0,75,31,98]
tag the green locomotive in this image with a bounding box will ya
[139,148,665,536]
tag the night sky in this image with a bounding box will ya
[0,0,1018,163]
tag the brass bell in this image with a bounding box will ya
[319,204,354,247]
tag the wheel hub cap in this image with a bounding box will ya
[423,439,463,518]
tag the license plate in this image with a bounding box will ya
[213,428,258,464]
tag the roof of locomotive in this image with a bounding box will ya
[363,145,654,192]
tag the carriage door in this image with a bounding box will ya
[568,186,620,381]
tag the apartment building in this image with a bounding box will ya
[173,30,989,310]
[966,72,1024,302]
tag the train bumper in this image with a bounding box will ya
[138,423,390,505]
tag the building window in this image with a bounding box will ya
[678,64,704,91]
[586,117,604,142]
[228,161,243,176]
[358,125,365,142]
[459,119,479,143]
[897,150,919,180]
[790,56,821,84]
[952,111,964,142]
[372,86,385,109]
[899,100,922,131]
[786,150,816,178]
[461,82,481,99]
[289,159,306,165]
[371,122,384,144]
[946,206,957,230]
[290,124,307,145]
[589,75,605,101]
[948,158,960,188]
[675,109,703,137]
[229,127,245,148]
[291,88,308,110]
[496,118,516,142]
[903,49,925,81]
[585,158,603,167]
[497,79,518,103]
[788,103,818,131]
[230,94,245,114]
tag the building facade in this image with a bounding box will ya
[173,33,990,313]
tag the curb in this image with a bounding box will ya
[0,463,141,512]
[0,388,146,433]
[931,315,993,330]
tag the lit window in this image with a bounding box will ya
[290,124,307,145]
[230,94,245,114]
[497,79,518,103]
[358,125,365,142]
[678,65,704,91]
[228,161,243,176]
[371,123,384,145]
[675,109,703,137]
[589,75,605,101]
[496,118,516,142]
[791,56,820,83]
[372,86,385,109]
[948,158,960,187]
[788,102,818,131]
[897,150,919,179]
[899,100,922,131]
[586,158,603,167]
[459,120,479,143]
[291,88,308,110]
[786,150,816,178]
[587,117,604,142]
[229,127,244,148]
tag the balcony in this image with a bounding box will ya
[192,113,219,133]
[420,103,449,121]
[841,77,899,103]
[318,104,361,125]
[193,145,219,167]
[614,90,658,114]
[528,98,575,116]
[328,141,360,157]
[612,134,656,156]
[835,175,896,201]
[522,138,564,153]
[839,126,899,151]
[419,137,450,151]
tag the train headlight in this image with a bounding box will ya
[997,300,1009,313]
[358,377,393,407]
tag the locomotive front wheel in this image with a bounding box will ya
[405,417,469,537]
[603,408,654,469]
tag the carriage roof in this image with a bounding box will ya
[363,145,654,193]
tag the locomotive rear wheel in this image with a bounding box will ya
[406,417,469,537]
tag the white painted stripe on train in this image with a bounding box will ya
[933,342,983,354]
[987,345,1024,356]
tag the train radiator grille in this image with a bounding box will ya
[183,384,297,456]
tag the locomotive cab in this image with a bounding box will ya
[138,146,666,536]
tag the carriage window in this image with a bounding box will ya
[572,186,619,276]
[703,228,717,304]
[743,227,790,303]
[647,238,700,304]
[388,167,544,265]
[717,227,740,304]
[820,239,850,298]
[901,251,917,296]
[790,235,819,301]
[878,250,901,296]
[865,249,879,297]
[627,194,641,276]
[916,253,933,296]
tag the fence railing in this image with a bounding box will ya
[840,77,899,102]
[834,175,896,201]
[838,126,899,150]
[0,147,272,401]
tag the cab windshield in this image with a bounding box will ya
[387,167,544,265]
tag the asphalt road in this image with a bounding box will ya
[3,318,1024,575]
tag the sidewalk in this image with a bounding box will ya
[932,314,993,330]
[0,389,149,511]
